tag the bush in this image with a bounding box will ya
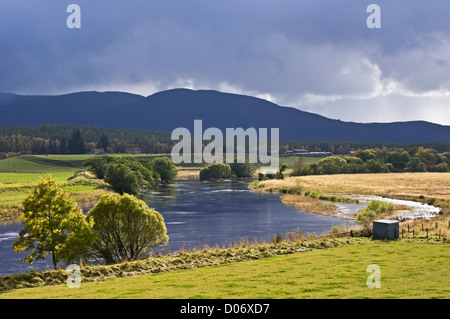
[105,163,142,195]
[150,157,178,182]
[229,163,255,178]
[199,163,232,181]
[280,181,303,195]
[317,156,347,175]
[356,200,394,227]
[84,155,114,179]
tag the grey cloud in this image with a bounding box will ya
[0,0,449,124]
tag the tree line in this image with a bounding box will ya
[281,141,450,154]
[291,147,450,176]
[0,125,174,156]
[1,124,449,158]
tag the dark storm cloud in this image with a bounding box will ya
[0,0,449,124]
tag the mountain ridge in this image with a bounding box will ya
[1,88,448,143]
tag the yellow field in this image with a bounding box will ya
[259,173,450,200]
[253,173,450,217]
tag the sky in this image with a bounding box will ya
[0,0,449,125]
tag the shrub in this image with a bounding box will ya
[105,163,142,195]
[150,157,178,182]
[356,200,394,227]
[199,163,232,181]
[84,155,114,179]
[229,162,255,178]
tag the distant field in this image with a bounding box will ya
[261,172,450,201]
[0,155,116,213]
[1,241,448,299]
[0,154,172,173]
[0,172,74,185]
[0,156,85,173]
[279,156,322,168]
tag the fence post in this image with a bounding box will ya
[413,230,415,238]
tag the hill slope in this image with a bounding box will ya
[1,89,448,143]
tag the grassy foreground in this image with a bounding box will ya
[1,240,448,299]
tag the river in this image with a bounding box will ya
[0,178,354,276]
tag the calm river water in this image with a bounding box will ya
[0,179,354,276]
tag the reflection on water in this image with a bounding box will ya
[0,178,354,276]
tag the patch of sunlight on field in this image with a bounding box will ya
[0,172,74,185]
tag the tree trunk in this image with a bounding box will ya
[52,251,57,270]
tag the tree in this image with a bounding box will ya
[150,157,178,182]
[436,162,449,172]
[317,156,347,175]
[387,150,409,172]
[86,193,168,263]
[275,163,288,179]
[97,133,109,151]
[68,128,86,154]
[12,176,93,270]
[405,157,426,172]
[105,163,143,195]
[59,138,68,154]
[365,159,389,173]
[355,150,377,162]
[199,163,232,181]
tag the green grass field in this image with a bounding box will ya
[0,155,86,173]
[0,155,115,211]
[0,154,170,173]
[0,172,74,185]
[279,156,322,168]
[1,241,448,299]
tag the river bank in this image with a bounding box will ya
[250,172,450,240]
[0,235,369,292]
